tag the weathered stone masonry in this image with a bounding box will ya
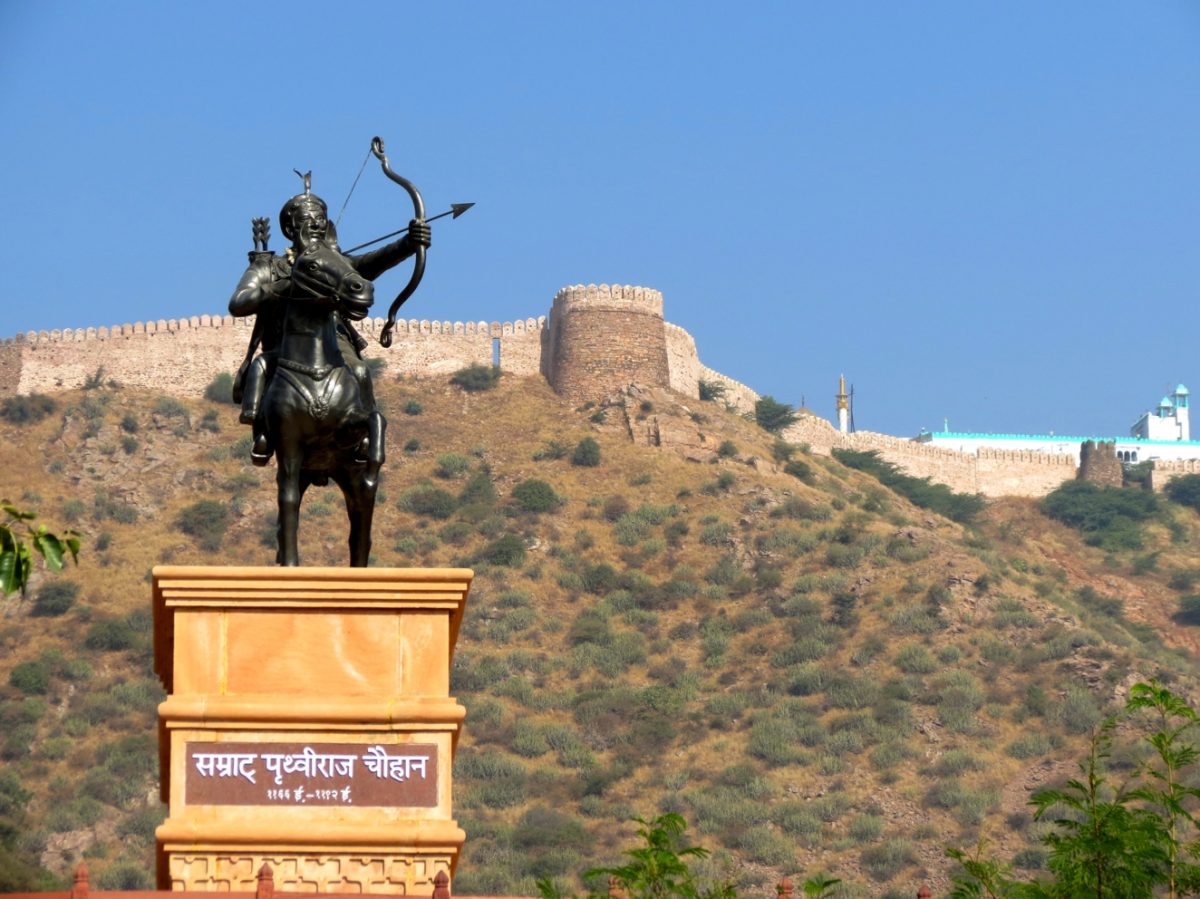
[1,282,1085,498]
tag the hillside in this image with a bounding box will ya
[3,369,1200,896]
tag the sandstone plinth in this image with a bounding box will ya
[152,566,472,893]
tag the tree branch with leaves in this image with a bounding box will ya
[0,502,80,597]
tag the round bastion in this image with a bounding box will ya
[547,284,669,404]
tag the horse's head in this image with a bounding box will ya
[288,243,374,320]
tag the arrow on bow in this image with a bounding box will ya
[343,203,474,255]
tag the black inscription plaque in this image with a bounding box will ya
[185,742,438,807]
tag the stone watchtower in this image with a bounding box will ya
[1078,439,1123,487]
[545,284,670,404]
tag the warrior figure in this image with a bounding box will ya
[228,173,431,466]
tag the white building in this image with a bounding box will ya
[916,384,1200,465]
[1131,384,1189,442]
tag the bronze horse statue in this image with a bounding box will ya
[262,242,383,567]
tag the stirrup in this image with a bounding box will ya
[251,434,271,466]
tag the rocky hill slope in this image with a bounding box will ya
[2,369,1199,896]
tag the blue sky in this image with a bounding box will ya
[2,2,1198,439]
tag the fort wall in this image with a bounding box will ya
[1149,459,1200,492]
[698,365,760,414]
[546,284,670,404]
[1,315,549,396]
[1,283,1088,499]
[664,323,701,402]
[781,416,1077,498]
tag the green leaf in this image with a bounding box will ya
[0,546,17,596]
[0,542,32,597]
[33,532,65,571]
[1,502,36,521]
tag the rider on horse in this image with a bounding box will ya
[228,175,431,465]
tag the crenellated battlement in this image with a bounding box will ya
[550,283,664,318]
[546,283,670,403]
[1149,458,1200,492]
[0,282,1095,499]
[2,314,549,346]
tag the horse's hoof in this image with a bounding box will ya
[251,452,271,467]
[239,410,258,425]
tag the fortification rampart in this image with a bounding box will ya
[1150,459,1200,492]
[0,313,549,397]
[664,323,701,403]
[698,365,759,414]
[1,282,1090,499]
[546,284,670,403]
[780,416,1076,498]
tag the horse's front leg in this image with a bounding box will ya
[275,450,303,567]
[334,469,376,568]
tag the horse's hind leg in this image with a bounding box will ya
[275,452,305,567]
[335,469,377,567]
[365,411,387,490]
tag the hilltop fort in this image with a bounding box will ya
[3,283,1195,498]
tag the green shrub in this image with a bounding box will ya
[402,399,423,415]
[748,718,808,766]
[83,610,150,653]
[450,363,500,392]
[1176,594,1200,625]
[571,437,601,467]
[203,372,235,403]
[434,453,472,479]
[455,749,528,808]
[861,838,915,882]
[511,479,562,513]
[784,459,813,482]
[848,813,886,842]
[699,521,733,546]
[1166,473,1200,512]
[475,534,526,567]
[400,486,457,519]
[754,396,799,433]
[175,500,230,551]
[31,581,79,617]
[154,396,189,418]
[717,440,738,458]
[834,448,985,523]
[459,470,497,507]
[533,440,571,461]
[893,643,937,674]
[1006,733,1052,759]
[0,394,56,424]
[96,863,152,890]
[8,661,49,694]
[1041,480,1161,550]
[699,379,727,401]
[933,748,985,776]
[568,609,612,646]
[732,824,795,866]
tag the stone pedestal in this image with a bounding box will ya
[151,566,472,893]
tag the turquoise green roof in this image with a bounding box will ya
[1177,384,1190,395]
[923,432,1200,448]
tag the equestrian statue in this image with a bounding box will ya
[228,137,463,567]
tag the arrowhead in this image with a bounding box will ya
[450,203,475,219]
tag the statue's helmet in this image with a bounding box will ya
[279,191,329,244]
